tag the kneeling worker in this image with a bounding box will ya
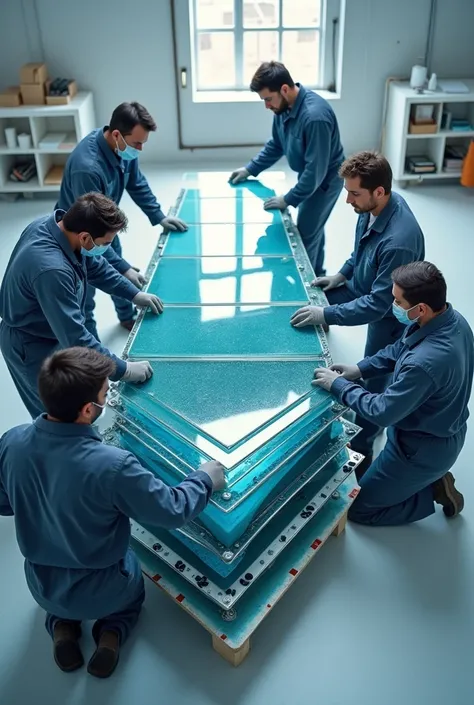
[313,262,473,525]
[0,193,162,419]
[0,347,225,677]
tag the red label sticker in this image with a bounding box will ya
[289,568,299,576]
[349,488,360,498]
[311,539,322,549]
[152,574,161,583]
[176,594,185,603]
[220,634,228,641]
[267,604,272,609]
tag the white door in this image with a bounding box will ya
[172,0,338,149]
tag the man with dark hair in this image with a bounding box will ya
[290,152,425,467]
[229,61,344,276]
[313,262,473,526]
[57,101,187,338]
[0,347,225,677]
[0,193,163,419]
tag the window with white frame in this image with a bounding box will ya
[191,0,327,92]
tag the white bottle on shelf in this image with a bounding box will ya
[428,73,437,91]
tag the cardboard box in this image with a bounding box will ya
[20,62,48,85]
[46,80,78,105]
[0,86,22,107]
[409,120,438,134]
[44,164,64,185]
[21,83,46,105]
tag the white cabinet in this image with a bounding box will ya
[384,80,474,183]
[0,92,95,194]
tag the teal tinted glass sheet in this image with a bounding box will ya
[148,256,308,305]
[177,197,279,225]
[162,223,292,257]
[127,306,323,359]
[181,175,278,199]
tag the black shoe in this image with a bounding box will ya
[87,630,120,679]
[432,472,464,517]
[53,621,83,672]
[120,319,136,332]
[354,454,373,482]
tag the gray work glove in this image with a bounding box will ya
[123,360,153,383]
[290,305,326,328]
[124,267,146,289]
[132,292,164,314]
[311,273,346,291]
[160,215,188,232]
[229,167,249,184]
[199,460,226,491]
[312,368,341,392]
[329,363,362,381]
[263,195,287,211]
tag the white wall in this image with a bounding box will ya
[1,0,473,164]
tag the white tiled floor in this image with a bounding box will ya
[0,167,473,705]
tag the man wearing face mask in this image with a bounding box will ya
[0,193,162,419]
[0,347,225,677]
[229,61,344,276]
[290,152,425,470]
[57,102,187,339]
[313,262,473,526]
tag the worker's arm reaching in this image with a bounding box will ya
[126,161,187,232]
[283,120,332,207]
[112,456,226,530]
[245,120,285,176]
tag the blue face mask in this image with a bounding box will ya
[81,242,111,258]
[115,133,140,161]
[392,302,420,326]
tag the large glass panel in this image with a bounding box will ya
[282,0,321,27]
[243,0,279,28]
[148,256,307,304]
[177,196,278,224]
[181,177,280,199]
[243,31,279,85]
[196,32,235,89]
[196,0,235,29]
[282,30,319,86]
[162,223,292,257]
[127,305,324,359]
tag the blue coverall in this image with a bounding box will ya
[56,128,166,339]
[329,305,473,525]
[0,415,213,644]
[245,84,344,275]
[324,192,425,455]
[0,211,140,418]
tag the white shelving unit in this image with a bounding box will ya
[0,92,95,193]
[384,79,474,184]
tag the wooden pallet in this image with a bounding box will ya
[135,476,358,667]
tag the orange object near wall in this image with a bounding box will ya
[461,141,474,187]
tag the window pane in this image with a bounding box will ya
[282,0,321,27]
[243,31,279,85]
[197,32,235,89]
[196,0,234,29]
[243,0,279,28]
[282,30,319,86]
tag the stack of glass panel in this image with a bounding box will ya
[106,174,358,601]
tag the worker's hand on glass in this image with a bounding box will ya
[229,167,250,184]
[329,363,362,381]
[124,267,146,289]
[132,292,164,315]
[311,272,346,291]
[160,215,188,232]
[263,195,287,211]
[199,460,226,491]
[123,360,153,383]
[290,305,326,328]
[311,367,340,392]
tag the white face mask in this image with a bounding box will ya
[91,392,110,424]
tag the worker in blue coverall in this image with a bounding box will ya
[0,347,225,678]
[313,261,473,525]
[0,193,163,419]
[56,101,187,339]
[229,61,344,276]
[290,152,425,472]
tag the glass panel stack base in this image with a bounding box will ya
[103,174,363,662]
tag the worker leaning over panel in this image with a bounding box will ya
[56,101,187,339]
[0,193,162,419]
[0,347,225,678]
[229,61,344,277]
[313,261,473,526]
[290,152,425,474]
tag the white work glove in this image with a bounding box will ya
[123,360,153,383]
[290,305,326,328]
[124,267,146,289]
[132,292,164,314]
[311,272,346,291]
[311,367,341,392]
[329,363,362,381]
[263,195,287,211]
[160,216,188,232]
[229,167,249,184]
[199,460,226,491]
